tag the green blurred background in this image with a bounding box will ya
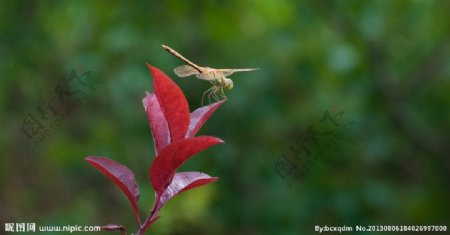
[1,0,449,234]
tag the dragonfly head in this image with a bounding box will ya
[224,78,233,90]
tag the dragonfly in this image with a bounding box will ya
[162,45,258,104]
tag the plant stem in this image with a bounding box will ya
[135,194,161,235]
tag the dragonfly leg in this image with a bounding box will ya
[219,87,228,101]
[202,86,214,106]
[208,86,215,104]
[212,87,220,101]
[208,90,212,104]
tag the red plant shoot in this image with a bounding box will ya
[85,64,224,235]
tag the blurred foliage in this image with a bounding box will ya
[1,0,450,234]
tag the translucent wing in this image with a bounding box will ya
[174,65,200,77]
[217,68,259,76]
[195,73,214,81]
[219,70,235,77]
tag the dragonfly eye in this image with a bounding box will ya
[224,78,233,90]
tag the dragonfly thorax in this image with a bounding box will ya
[209,74,233,90]
[204,69,223,80]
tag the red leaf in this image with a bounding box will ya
[142,92,170,154]
[85,156,141,225]
[149,136,223,194]
[159,172,218,206]
[147,64,190,142]
[101,224,126,235]
[186,100,224,138]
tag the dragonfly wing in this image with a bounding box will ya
[174,65,200,77]
[220,70,235,76]
[217,68,259,76]
[195,73,213,81]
